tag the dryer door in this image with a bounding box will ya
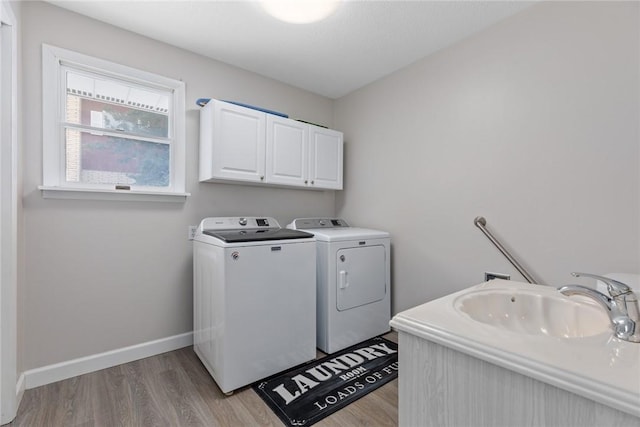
[336,245,386,311]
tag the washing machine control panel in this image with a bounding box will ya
[198,217,279,232]
[255,218,270,227]
[289,218,350,229]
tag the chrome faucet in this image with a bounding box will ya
[558,272,640,343]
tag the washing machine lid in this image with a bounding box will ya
[195,217,314,243]
[203,228,313,243]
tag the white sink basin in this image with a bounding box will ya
[454,288,611,338]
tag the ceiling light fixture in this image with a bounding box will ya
[261,0,341,24]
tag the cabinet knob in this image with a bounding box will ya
[304,180,308,184]
[260,176,264,181]
[311,180,315,185]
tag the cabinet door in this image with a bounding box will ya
[266,116,308,187]
[336,245,387,311]
[309,126,343,190]
[210,100,266,183]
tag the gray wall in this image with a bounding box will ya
[334,1,640,314]
[19,0,640,371]
[20,1,336,370]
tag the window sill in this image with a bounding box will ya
[38,186,190,203]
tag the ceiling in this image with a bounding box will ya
[47,1,535,99]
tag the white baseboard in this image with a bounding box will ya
[23,332,193,390]
[0,373,24,425]
[15,372,25,404]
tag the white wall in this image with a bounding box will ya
[18,0,640,374]
[334,1,640,314]
[20,1,336,371]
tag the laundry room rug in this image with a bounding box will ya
[253,336,398,427]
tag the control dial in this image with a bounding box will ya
[238,217,248,226]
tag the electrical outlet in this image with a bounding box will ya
[485,272,511,281]
[188,225,197,240]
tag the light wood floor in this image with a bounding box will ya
[7,332,398,426]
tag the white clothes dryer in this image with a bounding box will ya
[287,218,391,354]
[193,217,316,394]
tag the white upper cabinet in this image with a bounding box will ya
[200,99,343,190]
[200,100,266,183]
[309,126,343,190]
[266,115,308,187]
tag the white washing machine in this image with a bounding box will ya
[287,218,391,354]
[193,217,316,394]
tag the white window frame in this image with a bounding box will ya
[40,44,189,202]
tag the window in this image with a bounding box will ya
[41,44,188,201]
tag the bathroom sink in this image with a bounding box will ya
[454,289,610,338]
